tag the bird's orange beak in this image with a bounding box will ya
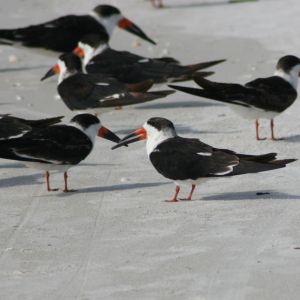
[40,64,60,81]
[73,47,85,58]
[111,127,147,150]
[117,17,156,45]
[98,126,121,144]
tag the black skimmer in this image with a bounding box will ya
[112,117,296,202]
[0,114,121,192]
[0,5,155,55]
[73,34,225,84]
[0,114,63,139]
[41,53,175,113]
[169,55,300,141]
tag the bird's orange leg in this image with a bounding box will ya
[45,171,58,192]
[166,185,180,202]
[255,119,266,141]
[63,172,76,193]
[270,119,283,140]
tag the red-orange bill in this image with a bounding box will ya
[98,126,121,143]
[41,64,60,81]
[111,127,146,150]
[118,17,156,45]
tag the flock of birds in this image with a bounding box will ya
[0,4,298,201]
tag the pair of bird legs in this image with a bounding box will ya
[45,171,74,193]
[169,184,196,202]
[256,119,281,141]
[151,0,164,8]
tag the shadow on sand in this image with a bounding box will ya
[201,190,300,201]
[282,134,300,143]
[163,0,256,10]
[0,65,50,73]
[136,100,222,110]
[57,181,170,197]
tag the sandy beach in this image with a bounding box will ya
[1,0,300,299]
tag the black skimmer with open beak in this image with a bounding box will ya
[0,5,155,54]
[112,117,296,202]
[0,114,121,192]
[41,53,175,113]
[0,114,63,139]
[169,55,300,141]
[73,34,225,84]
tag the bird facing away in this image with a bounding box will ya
[73,34,225,84]
[169,55,300,141]
[0,114,121,192]
[0,114,63,139]
[0,5,155,55]
[112,117,296,202]
[41,53,175,113]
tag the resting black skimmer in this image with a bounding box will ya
[169,55,300,140]
[112,117,296,202]
[41,53,175,113]
[0,114,120,192]
[0,5,155,55]
[0,114,63,139]
[73,34,225,84]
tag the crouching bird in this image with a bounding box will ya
[41,53,175,113]
[169,55,300,140]
[112,117,296,202]
[0,5,155,55]
[0,114,121,192]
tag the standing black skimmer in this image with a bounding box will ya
[0,114,121,192]
[169,55,300,140]
[0,114,63,139]
[73,34,225,84]
[41,53,175,113]
[0,5,155,55]
[112,117,296,202]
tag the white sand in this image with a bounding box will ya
[1,0,300,299]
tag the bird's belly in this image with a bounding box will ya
[228,104,279,120]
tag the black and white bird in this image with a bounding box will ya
[73,34,225,84]
[112,117,296,202]
[0,114,121,192]
[0,114,63,139]
[0,5,155,55]
[41,53,175,113]
[169,55,300,140]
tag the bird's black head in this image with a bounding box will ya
[276,55,300,72]
[80,33,109,48]
[59,53,82,73]
[70,114,100,129]
[93,5,121,18]
[147,117,175,132]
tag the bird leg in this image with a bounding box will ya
[166,185,180,202]
[270,119,283,140]
[63,172,76,193]
[187,184,196,200]
[45,171,58,192]
[255,119,266,141]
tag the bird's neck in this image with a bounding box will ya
[84,44,108,67]
[89,12,119,36]
[146,131,176,156]
[274,69,298,90]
